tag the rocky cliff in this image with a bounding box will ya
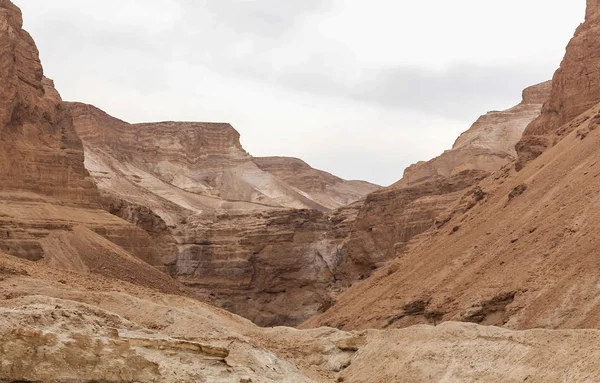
[517,0,600,169]
[0,0,181,290]
[399,81,551,185]
[0,0,95,202]
[68,102,379,217]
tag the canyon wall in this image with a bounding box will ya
[0,0,180,291]
[67,78,550,326]
[517,0,600,169]
[0,0,95,202]
[333,81,551,276]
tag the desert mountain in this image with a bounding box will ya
[398,81,551,187]
[304,0,600,332]
[64,83,550,327]
[64,101,379,326]
[4,0,600,381]
[68,101,379,219]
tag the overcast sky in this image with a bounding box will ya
[15,0,585,186]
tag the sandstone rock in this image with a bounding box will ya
[516,0,600,169]
[0,0,183,287]
[67,102,379,216]
[399,81,551,185]
[4,250,600,383]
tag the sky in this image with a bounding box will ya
[14,0,585,186]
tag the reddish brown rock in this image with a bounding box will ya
[0,1,95,202]
[0,0,181,290]
[517,0,600,169]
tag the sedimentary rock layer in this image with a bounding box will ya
[68,102,379,215]
[4,251,600,383]
[0,0,181,287]
[0,1,96,202]
[517,0,600,169]
[399,81,551,185]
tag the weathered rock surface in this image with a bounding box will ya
[0,0,181,289]
[68,102,379,217]
[304,102,600,331]
[65,101,380,326]
[0,1,95,202]
[326,82,550,278]
[174,208,340,326]
[399,81,551,185]
[517,0,600,169]
[4,251,600,383]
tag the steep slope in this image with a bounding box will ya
[0,0,95,202]
[399,81,551,186]
[330,81,550,277]
[5,251,600,383]
[517,0,600,169]
[304,102,600,331]
[0,0,181,290]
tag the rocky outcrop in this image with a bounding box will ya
[329,82,550,278]
[0,0,183,289]
[0,1,96,202]
[399,81,551,185]
[516,0,600,169]
[4,250,600,383]
[173,208,340,326]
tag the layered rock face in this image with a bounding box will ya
[174,209,341,326]
[68,102,379,217]
[0,1,95,202]
[517,0,600,169]
[67,80,547,326]
[399,81,551,186]
[0,0,178,287]
[67,102,380,325]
